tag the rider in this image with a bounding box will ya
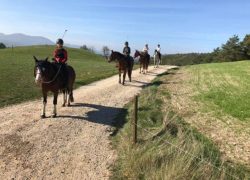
[142,44,149,54]
[142,44,150,62]
[53,38,68,88]
[123,41,131,60]
[156,44,161,62]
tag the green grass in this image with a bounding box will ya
[188,61,250,121]
[112,75,250,180]
[0,45,116,107]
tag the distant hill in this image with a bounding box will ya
[0,33,54,47]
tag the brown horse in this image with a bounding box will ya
[134,50,150,74]
[34,56,76,118]
[108,50,134,85]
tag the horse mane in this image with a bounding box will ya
[113,51,124,57]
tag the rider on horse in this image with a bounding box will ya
[142,44,150,62]
[53,38,68,88]
[142,44,149,54]
[123,41,131,61]
[156,44,161,61]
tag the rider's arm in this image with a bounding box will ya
[53,49,60,63]
[61,49,68,63]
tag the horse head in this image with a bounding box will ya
[108,50,116,62]
[134,50,141,58]
[33,56,50,84]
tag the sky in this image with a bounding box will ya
[0,0,250,54]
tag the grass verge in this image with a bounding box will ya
[111,71,250,180]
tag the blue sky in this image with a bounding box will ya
[0,0,250,54]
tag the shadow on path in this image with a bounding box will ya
[58,103,127,132]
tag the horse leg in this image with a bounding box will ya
[154,57,156,68]
[140,63,142,73]
[62,89,66,107]
[41,91,47,118]
[67,89,71,106]
[128,69,132,82]
[119,69,121,84]
[52,92,58,118]
[69,89,74,103]
[122,70,126,85]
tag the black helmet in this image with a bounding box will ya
[125,41,129,45]
[56,38,64,45]
[158,44,160,47]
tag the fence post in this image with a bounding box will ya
[133,95,138,144]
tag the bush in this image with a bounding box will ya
[0,43,6,49]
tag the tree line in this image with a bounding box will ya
[162,34,250,66]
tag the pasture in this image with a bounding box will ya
[189,61,250,121]
[0,46,116,107]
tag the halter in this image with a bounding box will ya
[37,64,62,84]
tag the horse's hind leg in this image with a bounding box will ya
[67,89,74,106]
[52,92,58,118]
[62,89,66,107]
[128,69,132,82]
[119,70,121,84]
[122,71,126,85]
[41,91,47,118]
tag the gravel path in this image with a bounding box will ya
[0,65,174,180]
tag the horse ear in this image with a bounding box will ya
[33,56,38,62]
[45,57,49,61]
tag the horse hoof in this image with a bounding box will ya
[41,114,46,119]
[52,114,57,118]
[62,104,66,107]
[67,104,71,107]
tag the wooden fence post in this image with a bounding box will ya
[133,95,138,144]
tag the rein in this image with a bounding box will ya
[38,65,62,84]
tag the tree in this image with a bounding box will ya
[0,42,6,49]
[80,44,88,50]
[220,35,244,61]
[102,46,110,57]
[241,34,250,59]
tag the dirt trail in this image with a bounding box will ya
[0,66,174,180]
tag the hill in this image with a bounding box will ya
[0,45,116,107]
[0,33,54,46]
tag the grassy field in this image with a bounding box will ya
[112,62,250,179]
[189,61,250,121]
[0,45,117,107]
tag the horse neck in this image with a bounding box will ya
[114,52,125,62]
[44,63,57,81]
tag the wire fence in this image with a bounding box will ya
[131,95,240,180]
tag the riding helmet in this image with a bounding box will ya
[56,38,64,45]
[125,41,129,45]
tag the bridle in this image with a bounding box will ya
[36,65,62,84]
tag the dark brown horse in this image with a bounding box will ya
[108,50,134,85]
[134,50,150,74]
[34,56,76,118]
